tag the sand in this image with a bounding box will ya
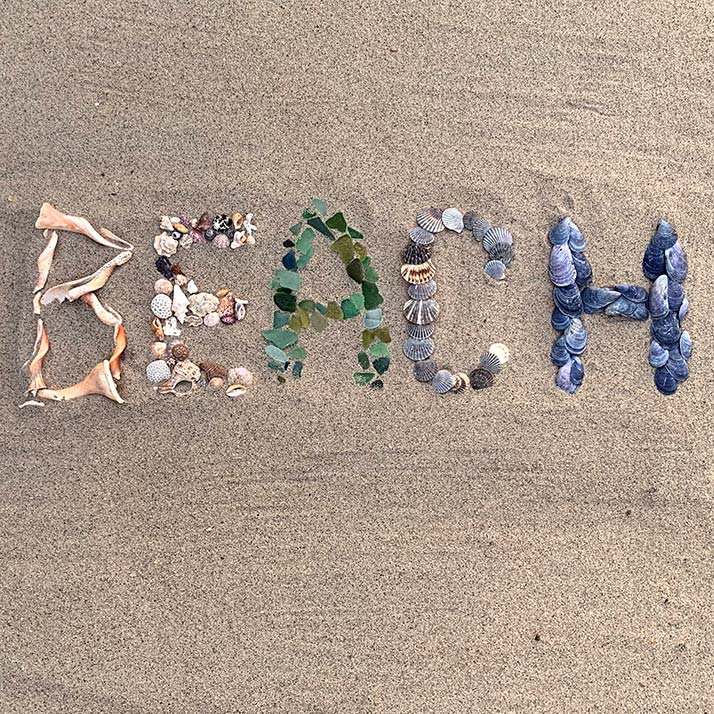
[1,0,713,711]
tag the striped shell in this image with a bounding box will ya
[401,261,436,285]
[416,208,445,233]
[403,243,431,264]
[431,369,454,394]
[408,280,437,300]
[403,298,440,325]
[482,227,513,253]
[469,367,494,390]
[407,322,435,340]
[471,217,492,241]
[488,243,514,266]
[452,372,469,393]
[442,208,464,233]
[403,337,435,362]
[484,260,506,280]
[488,342,510,365]
[414,359,438,383]
[479,351,501,374]
[409,226,435,247]
[198,360,227,380]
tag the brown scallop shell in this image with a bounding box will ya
[400,261,436,285]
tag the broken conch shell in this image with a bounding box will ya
[80,292,123,327]
[37,360,124,404]
[34,230,58,294]
[35,202,134,252]
[109,323,127,380]
[24,319,50,396]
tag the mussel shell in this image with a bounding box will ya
[642,243,665,281]
[679,297,689,320]
[401,261,436,285]
[403,298,440,325]
[414,359,438,382]
[679,331,692,360]
[604,297,649,320]
[654,366,677,395]
[568,227,586,252]
[564,318,587,355]
[403,337,435,362]
[650,312,681,347]
[572,251,593,287]
[553,283,583,317]
[442,207,464,233]
[582,286,620,314]
[479,351,501,374]
[665,348,689,382]
[470,217,492,241]
[416,208,445,234]
[667,280,684,312]
[551,336,570,367]
[652,219,678,250]
[403,242,431,265]
[469,367,494,390]
[569,357,585,386]
[407,322,435,340]
[551,307,572,331]
[549,244,576,287]
[409,226,435,246]
[555,360,579,394]
[484,259,506,281]
[482,227,513,253]
[548,217,575,246]
[613,284,648,303]
[665,242,687,283]
[432,369,454,394]
[648,340,669,368]
[648,275,669,318]
[407,279,437,300]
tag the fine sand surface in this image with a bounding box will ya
[1,1,713,712]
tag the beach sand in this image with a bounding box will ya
[1,1,713,711]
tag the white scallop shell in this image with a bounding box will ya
[403,298,440,325]
[484,259,506,280]
[442,208,464,233]
[416,208,445,234]
[431,369,455,394]
[482,227,513,253]
[488,342,510,365]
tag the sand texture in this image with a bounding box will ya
[1,0,713,711]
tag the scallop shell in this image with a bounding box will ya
[488,243,514,266]
[452,372,469,393]
[431,369,454,394]
[488,343,510,365]
[462,211,477,231]
[482,227,513,254]
[403,337,435,362]
[470,217,492,242]
[409,227,435,247]
[468,367,494,390]
[403,298,440,325]
[150,293,172,319]
[407,323,435,340]
[416,208,445,234]
[479,351,501,374]
[442,208,464,233]
[484,260,506,280]
[146,359,171,385]
[414,359,438,383]
[407,280,437,300]
[403,242,431,265]
[401,261,436,285]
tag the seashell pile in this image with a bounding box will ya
[401,207,513,395]
[146,211,256,398]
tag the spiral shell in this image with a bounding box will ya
[409,226,435,247]
[171,343,190,361]
[403,298,440,325]
[401,261,436,285]
[416,208,445,234]
[199,361,227,381]
[407,323,435,340]
[403,337,435,362]
[414,359,438,382]
[468,367,494,390]
[431,369,454,394]
[407,280,437,300]
[150,293,172,319]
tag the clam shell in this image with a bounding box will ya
[679,331,692,360]
[442,208,464,233]
[551,307,572,331]
[553,284,583,317]
[654,366,677,395]
[665,242,687,283]
[479,351,501,374]
[468,367,494,390]
[403,337,435,362]
[416,208,445,234]
[403,242,431,265]
[407,323,435,340]
[403,298,440,325]
[146,359,171,385]
[488,343,510,365]
[651,313,681,347]
[150,293,172,319]
[408,280,437,300]
[564,318,587,355]
[431,369,454,394]
[401,261,436,285]
[409,226,435,246]
[471,217,492,242]
[642,243,665,281]
[549,244,576,287]
[482,227,513,253]
[571,251,593,287]
[648,340,669,368]
[484,260,506,281]
[652,219,678,250]
[414,359,438,382]
[582,286,620,313]
[551,336,570,366]
[452,372,469,393]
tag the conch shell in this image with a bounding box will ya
[34,230,58,294]
[24,319,50,396]
[108,323,126,380]
[35,202,134,252]
[172,284,189,323]
[80,292,123,326]
[41,250,132,305]
[37,360,124,403]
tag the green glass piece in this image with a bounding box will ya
[372,356,390,375]
[362,329,376,349]
[326,301,344,320]
[353,372,375,386]
[302,209,315,220]
[311,309,328,332]
[330,234,355,264]
[265,344,290,363]
[346,258,364,284]
[363,308,383,329]
[277,374,287,383]
[298,306,311,328]
[326,211,347,233]
[364,265,379,282]
[354,242,367,260]
[357,351,370,370]
[373,327,391,343]
[341,298,359,319]
[274,292,297,312]
[368,342,389,357]
[348,226,363,240]
[307,215,332,238]
[369,379,384,390]
[268,360,287,372]
[289,346,306,360]
[299,299,315,312]
[311,198,328,215]
[289,222,302,236]
[288,314,303,332]
[350,292,365,311]
[362,256,372,267]
[273,310,290,328]
[314,303,327,315]
[274,269,301,292]
[296,227,315,253]
[362,281,383,310]
[261,329,298,349]
[296,246,313,270]
[292,361,304,378]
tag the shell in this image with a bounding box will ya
[171,343,190,361]
[363,308,383,329]
[678,297,689,320]
[665,242,687,283]
[154,232,178,257]
[648,340,669,368]
[652,219,678,250]
[150,293,172,319]
[409,226,435,247]
[416,208,445,233]
[199,361,227,381]
[413,359,438,382]
[654,366,677,395]
[151,318,165,340]
[582,286,620,313]
[146,359,171,385]
[431,369,454,394]
[155,256,173,280]
[174,273,188,287]
[171,284,189,323]
[488,343,510,365]
[227,367,255,386]
[403,337,435,362]
[604,297,649,321]
[468,367,494,390]
[551,336,570,367]
[482,227,513,254]
[150,342,167,359]
[184,315,203,327]
[218,291,237,324]
[407,323,435,340]
[650,313,681,348]
[163,316,181,337]
[569,357,585,386]
[555,360,579,394]
[188,292,220,317]
[154,278,173,295]
[403,298,440,325]
[452,372,469,393]
[551,307,572,331]
[226,384,247,398]
[407,280,437,300]
[488,243,514,266]
[213,214,231,232]
[403,242,431,265]
[548,217,575,246]
[568,227,586,252]
[171,360,201,387]
[214,233,230,249]
[470,217,492,242]
[208,377,225,391]
[679,331,692,360]
[666,349,689,382]
[442,208,464,233]
[203,312,220,327]
[667,280,684,312]
[462,211,477,231]
[548,244,576,287]
[564,318,587,355]
[642,243,665,281]
[401,261,436,284]
[479,351,501,374]
[572,252,593,287]
[484,260,506,281]
[613,284,648,303]
[553,284,583,317]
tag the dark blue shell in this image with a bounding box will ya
[667,280,684,312]
[570,357,585,386]
[548,218,572,246]
[555,360,579,394]
[613,284,648,303]
[281,249,298,271]
[642,243,665,280]
[564,318,587,354]
[572,252,593,287]
[604,297,649,321]
[679,297,689,320]
[651,219,678,250]
[665,242,687,283]
[648,340,669,368]
[568,228,586,252]
[551,336,571,366]
[648,275,669,318]
[551,307,572,331]
[654,367,677,395]
[679,331,692,360]
[650,312,681,347]
[553,284,583,317]
[665,348,689,382]
[548,244,576,287]
[582,286,620,313]
[155,256,173,280]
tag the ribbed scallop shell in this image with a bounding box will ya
[407,322,435,340]
[401,261,436,285]
[479,351,501,374]
[489,243,514,266]
[469,367,494,390]
[403,298,440,325]
[442,208,464,233]
[416,208,445,233]
[403,243,431,265]
[414,359,439,383]
[482,227,513,253]
[488,343,510,365]
[484,260,506,280]
[409,226,435,246]
[407,280,437,300]
[431,369,454,394]
[471,217,492,242]
[403,337,435,362]
[452,372,469,393]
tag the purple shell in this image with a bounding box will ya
[549,244,576,287]
[665,242,687,283]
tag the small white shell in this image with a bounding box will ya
[163,316,182,337]
[146,359,171,385]
[442,208,464,233]
[172,285,189,323]
[416,208,445,234]
[488,342,510,365]
[186,279,198,294]
[150,293,172,319]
